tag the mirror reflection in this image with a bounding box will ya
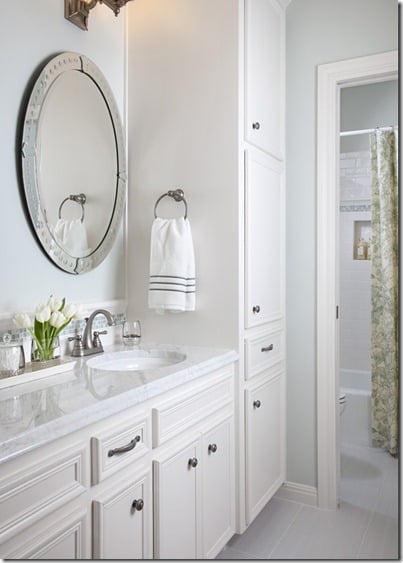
[21,52,126,274]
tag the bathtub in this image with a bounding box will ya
[340,369,372,446]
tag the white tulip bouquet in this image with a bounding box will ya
[14,296,85,362]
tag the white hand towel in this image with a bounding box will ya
[53,218,91,258]
[148,217,196,313]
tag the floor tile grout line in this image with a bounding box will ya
[354,493,380,560]
[267,502,305,559]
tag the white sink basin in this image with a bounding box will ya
[86,349,186,372]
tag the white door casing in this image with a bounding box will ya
[316,50,398,509]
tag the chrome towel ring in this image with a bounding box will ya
[154,188,188,219]
[58,193,86,222]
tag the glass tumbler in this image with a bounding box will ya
[122,320,141,346]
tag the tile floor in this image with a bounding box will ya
[218,444,399,560]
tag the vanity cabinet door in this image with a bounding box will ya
[201,416,235,558]
[153,439,201,559]
[245,0,284,159]
[93,469,152,559]
[245,370,285,525]
[245,148,284,329]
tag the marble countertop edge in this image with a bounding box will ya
[0,346,238,466]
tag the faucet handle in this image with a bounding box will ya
[69,334,84,357]
[92,330,107,350]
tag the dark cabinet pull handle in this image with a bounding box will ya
[108,435,141,457]
[253,400,261,409]
[132,498,144,511]
[252,122,261,130]
[208,443,218,454]
[253,305,260,314]
[261,344,274,352]
[188,457,198,468]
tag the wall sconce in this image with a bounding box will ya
[65,0,133,31]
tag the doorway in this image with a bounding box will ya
[316,51,398,509]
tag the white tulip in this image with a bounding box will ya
[35,304,51,323]
[47,295,62,312]
[49,311,67,329]
[72,304,87,320]
[13,313,32,329]
[63,303,77,319]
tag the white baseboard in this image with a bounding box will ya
[274,481,318,507]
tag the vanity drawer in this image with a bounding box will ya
[91,412,151,485]
[0,442,87,544]
[152,367,234,447]
[245,328,284,380]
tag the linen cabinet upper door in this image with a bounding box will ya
[245,0,284,159]
[245,148,284,329]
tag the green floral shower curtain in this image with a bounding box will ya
[370,129,399,456]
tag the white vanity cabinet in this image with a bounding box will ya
[153,437,201,559]
[0,438,90,559]
[153,368,235,560]
[0,358,236,560]
[244,0,285,160]
[93,467,153,559]
[153,414,235,560]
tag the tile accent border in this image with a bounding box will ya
[0,300,126,345]
[340,204,372,213]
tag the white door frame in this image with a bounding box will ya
[316,50,398,510]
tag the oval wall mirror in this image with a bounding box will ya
[21,52,126,274]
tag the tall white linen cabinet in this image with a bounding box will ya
[128,0,286,549]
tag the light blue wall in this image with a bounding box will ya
[286,0,398,487]
[0,1,126,316]
[340,80,398,152]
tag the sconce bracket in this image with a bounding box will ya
[65,0,133,31]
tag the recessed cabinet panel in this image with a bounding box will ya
[152,368,233,447]
[245,149,284,328]
[201,417,235,558]
[0,443,87,544]
[93,471,152,559]
[245,372,284,524]
[153,439,201,559]
[245,0,284,158]
[2,506,87,560]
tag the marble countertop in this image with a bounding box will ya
[0,343,238,465]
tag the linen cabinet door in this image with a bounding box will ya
[153,438,201,560]
[93,469,152,559]
[245,0,284,159]
[201,415,235,558]
[245,371,285,524]
[245,148,284,328]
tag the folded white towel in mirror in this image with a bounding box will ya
[148,217,196,313]
[53,218,91,258]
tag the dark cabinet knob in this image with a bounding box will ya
[208,443,218,454]
[252,305,261,314]
[132,498,144,511]
[252,122,261,130]
[253,400,261,409]
[188,457,198,468]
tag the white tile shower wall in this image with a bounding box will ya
[340,151,371,203]
[339,151,372,372]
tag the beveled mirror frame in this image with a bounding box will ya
[21,52,126,274]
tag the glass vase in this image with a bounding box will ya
[31,336,61,370]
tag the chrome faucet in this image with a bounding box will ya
[69,309,115,357]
